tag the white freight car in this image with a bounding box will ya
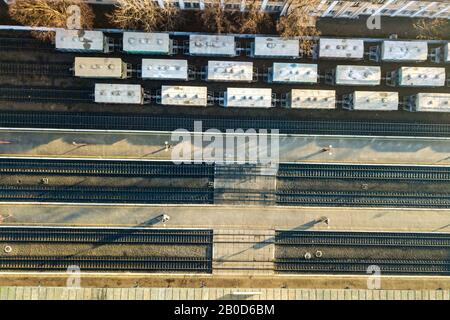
[269,63,318,84]
[284,89,336,109]
[55,29,111,53]
[330,65,381,86]
[160,86,208,107]
[319,38,364,60]
[252,37,299,58]
[123,32,172,55]
[387,67,446,87]
[222,88,273,108]
[405,93,450,112]
[189,35,236,56]
[431,43,450,64]
[380,40,428,62]
[205,61,254,82]
[342,91,398,111]
[74,57,132,79]
[94,84,144,104]
[141,59,188,80]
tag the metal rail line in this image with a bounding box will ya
[276,190,450,208]
[275,231,450,275]
[0,158,214,177]
[0,87,92,103]
[275,259,450,275]
[0,62,73,77]
[0,227,213,272]
[0,37,54,50]
[0,227,213,244]
[277,163,450,181]
[0,112,449,137]
[0,185,214,204]
[275,231,450,247]
[0,256,212,272]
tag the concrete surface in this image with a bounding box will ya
[1,203,449,232]
[213,230,275,275]
[0,286,448,300]
[1,128,450,165]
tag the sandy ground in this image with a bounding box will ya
[0,273,449,290]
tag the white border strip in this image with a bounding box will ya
[1,127,450,140]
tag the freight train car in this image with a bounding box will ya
[74,57,132,79]
[342,91,399,111]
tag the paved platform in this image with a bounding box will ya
[1,128,450,165]
[214,165,277,205]
[1,286,448,300]
[213,230,275,275]
[1,203,449,232]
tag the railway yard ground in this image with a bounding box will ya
[0,30,448,124]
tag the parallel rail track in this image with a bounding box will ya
[278,163,450,181]
[276,190,450,208]
[275,259,450,274]
[0,185,214,204]
[0,112,449,137]
[0,227,213,244]
[0,37,54,51]
[275,230,450,247]
[0,87,92,103]
[275,231,450,275]
[0,256,211,272]
[0,158,214,177]
[0,62,73,77]
[0,227,213,272]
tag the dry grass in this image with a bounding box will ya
[8,0,94,42]
[276,0,321,55]
[414,18,449,40]
[239,1,274,34]
[108,0,184,32]
[197,0,240,34]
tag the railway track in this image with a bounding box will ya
[0,112,449,137]
[275,231,450,275]
[0,87,92,103]
[0,158,214,177]
[278,163,450,181]
[275,259,450,274]
[0,256,211,272]
[275,230,450,247]
[0,37,54,51]
[0,227,213,244]
[276,190,450,208]
[0,62,73,77]
[0,227,213,272]
[0,185,214,204]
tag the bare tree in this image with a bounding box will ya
[413,18,449,40]
[238,1,274,34]
[157,3,185,31]
[109,0,183,32]
[8,0,94,42]
[197,0,240,34]
[276,0,321,55]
